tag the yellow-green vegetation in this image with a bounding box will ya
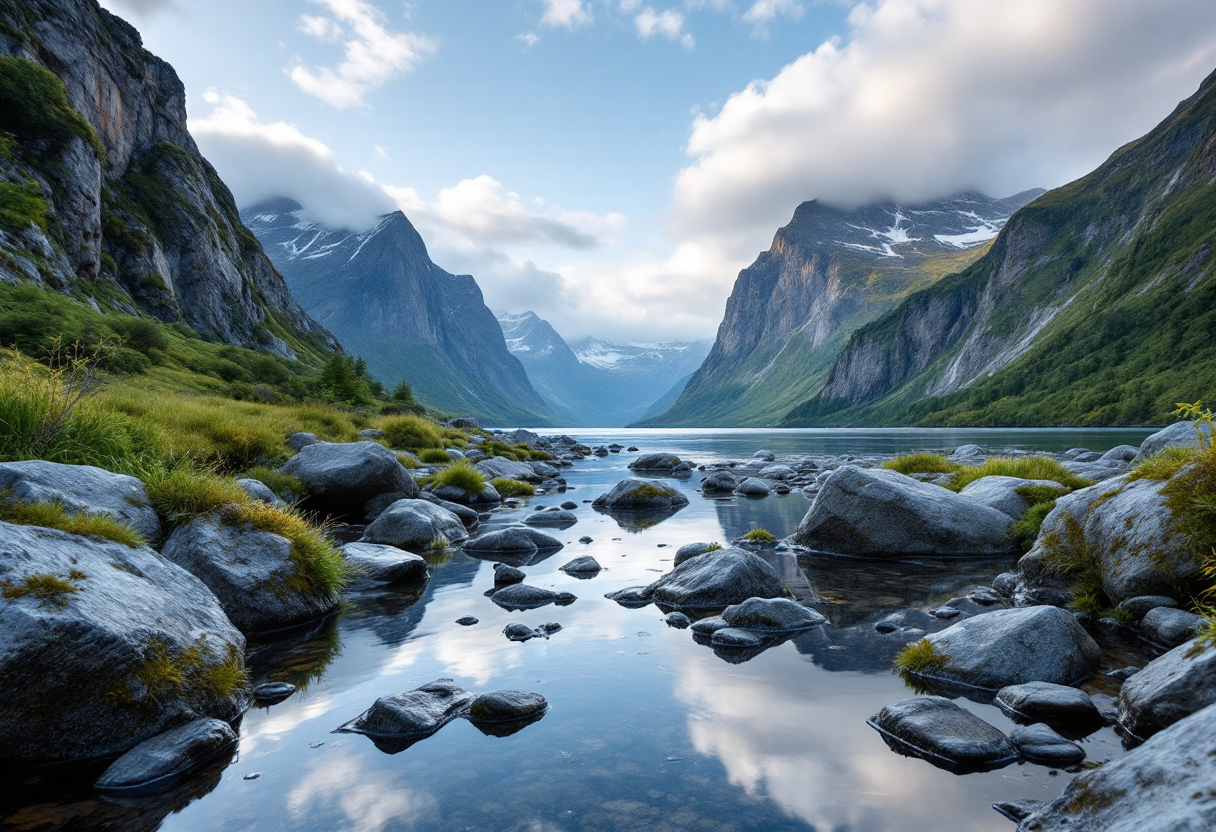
[429,459,486,495]
[742,528,777,542]
[221,502,348,597]
[1007,483,1073,551]
[0,178,47,233]
[1038,514,1115,617]
[881,453,958,475]
[948,457,1092,491]
[381,414,443,450]
[146,467,251,523]
[417,448,453,464]
[479,439,554,462]
[0,56,103,160]
[1128,445,1200,482]
[241,466,305,500]
[491,477,534,497]
[126,638,247,704]
[893,638,950,676]
[0,495,144,546]
[395,453,420,469]
[705,542,723,552]
[0,571,82,608]
[630,483,672,500]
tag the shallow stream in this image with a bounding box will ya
[2,428,1160,832]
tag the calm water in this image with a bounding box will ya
[2,428,1159,832]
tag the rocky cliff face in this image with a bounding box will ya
[787,68,1216,426]
[645,191,1041,426]
[0,0,334,356]
[497,310,710,426]
[245,199,552,426]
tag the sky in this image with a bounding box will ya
[99,0,1216,343]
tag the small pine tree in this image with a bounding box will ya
[317,355,374,406]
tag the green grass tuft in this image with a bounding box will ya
[395,453,420,469]
[742,528,777,542]
[221,501,348,597]
[417,448,453,464]
[0,496,145,546]
[490,477,534,497]
[382,415,443,450]
[1008,499,1058,552]
[946,457,1092,491]
[1130,445,1201,483]
[0,571,81,608]
[242,466,305,500]
[430,459,486,495]
[882,453,960,475]
[893,638,950,676]
[146,468,251,523]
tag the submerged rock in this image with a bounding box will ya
[361,499,469,550]
[642,547,787,610]
[503,623,561,642]
[341,542,429,585]
[794,465,1018,557]
[468,690,547,722]
[490,583,576,611]
[463,527,564,561]
[735,477,772,497]
[524,508,578,528]
[710,627,764,648]
[720,597,826,632]
[493,563,526,585]
[280,441,418,515]
[868,696,1016,772]
[559,556,602,575]
[1118,638,1216,743]
[253,682,297,706]
[0,460,161,542]
[700,472,739,495]
[994,681,1104,732]
[1009,723,1085,766]
[341,680,473,743]
[94,718,237,794]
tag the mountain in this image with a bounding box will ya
[496,310,711,426]
[244,199,552,426]
[0,0,334,357]
[642,190,1043,426]
[784,68,1216,427]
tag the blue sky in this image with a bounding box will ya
[101,0,1216,342]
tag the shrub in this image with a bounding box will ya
[491,477,534,497]
[382,414,443,450]
[417,448,453,464]
[146,468,250,523]
[220,502,347,597]
[430,459,486,495]
[882,453,960,475]
[0,495,144,546]
[742,528,777,542]
[110,316,169,355]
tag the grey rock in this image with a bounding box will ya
[560,556,602,574]
[735,477,773,497]
[0,521,246,763]
[592,478,690,510]
[456,616,478,626]
[993,800,1045,823]
[236,478,286,509]
[95,718,237,793]
[642,547,787,610]
[933,606,961,619]
[431,481,501,506]
[0,460,160,543]
[468,691,547,722]
[1099,444,1140,463]
[674,542,716,566]
[500,429,539,446]
[629,453,684,471]
[918,606,1101,690]
[1060,459,1127,481]
[758,464,796,479]
[1017,701,1216,831]
[490,583,576,611]
[1140,607,1205,648]
[794,465,1018,557]
[361,499,468,550]
[281,441,418,514]
[752,450,776,461]
[287,432,319,451]
[1134,419,1214,462]
[994,681,1103,728]
[605,586,651,608]
[162,513,338,635]
[690,615,729,634]
[463,527,564,559]
[560,501,578,510]
[1118,638,1216,742]
[868,696,1016,771]
[419,493,481,527]
[1009,723,1085,766]
[446,417,480,429]
[701,471,739,494]
[475,457,540,483]
[341,542,429,585]
[578,536,593,544]
[949,444,986,461]
[253,682,296,705]
[524,508,577,528]
[710,627,764,647]
[445,448,466,462]
[359,428,385,440]
[959,476,1064,520]
[1116,595,1179,620]
[503,623,542,642]
[665,612,691,628]
[345,680,473,738]
[720,597,826,631]
[493,563,526,584]
[992,571,1019,598]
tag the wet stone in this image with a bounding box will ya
[456,616,479,626]
[493,563,526,585]
[95,719,237,794]
[710,628,764,648]
[665,612,691,629]
[344,680,473,739]
[690,615,728,635]
[720,597,826,632]
[1009,723,1085,767]
[491,584,577,611]
[868,696,1017,772]
[253,682,297,706]
[994,681,1104,731]
[579,536,593,544]
[605,586,651,608]
[560,556,602,575]
[468,691,547,722]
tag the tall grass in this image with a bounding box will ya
[221,502,348,597]
[881,453,959,475]
[0,494,145,546]
[382,415,443,450]
[430,459,486,495]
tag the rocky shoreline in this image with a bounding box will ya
[2,420,1214,829]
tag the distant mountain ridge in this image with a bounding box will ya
[245,199,554,426]
[784,68,1216,427]
[496,311,711,426]
[642,189,1042,426]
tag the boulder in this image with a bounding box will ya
[794,466,1018,557]
[162,513,338,635]
[690,615,728,634]
[868,697,1016,772]
[475,457,540,483]
[530,461,561,480]
[592,478,689,511]
[559,556,601,575]
[642,547,788,610]
[431,481,501,505]
[361,499,468,550]
[95,718,237,794]
[341,542,429,585]
[1017,701,1216,831]
[0,460,161,542]
[701,471,739,494]
[524,508,577,528]
[994,681,1104,730]
[674,542,716,566]
[752,450,776,462]
[490,583,576,610]
[959,476,1064,520]
[735,477,772,497]
[0,521,246,763]
[1118,638,1216,742]
[342,680,473,740]
[235,478,286,509]
[758,464,796,480]
[1099,444,1140,463]
[1134,419,1213,462]
[1116,594,1179,620]
[949,444,986,462]
[1009,723,1085,766]
[1140,607,1205,649]
[493,563,526,584]
[463,527,564,561]
[280,441,418,514]
[710,628,764,648]
[916,606,1101,691]
[629,453,684,471]
[500,428,539,446]
[286,432,319,451]
[468,691,547,723]
[419,493,481,528]
[445,449,466,462]
[604,586,651,608]
[720,597,826,632]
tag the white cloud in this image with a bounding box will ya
[619,0,642,11]
[740,0,802,35]
[191,90,395,230]
[635,8,695,47]
[540,0,593,29]
[516,32,541,49]
[672,0,1216,268]
[98,0,177,18]
[288,0,437,109]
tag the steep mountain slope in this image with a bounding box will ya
[497,310,711,426]
[643,191,1041,426]
[245,199,552,425]
[0,0,333,357]
[785,68,1216,427]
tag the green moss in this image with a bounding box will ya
[127,637,247,704]
[0,56,103,161]
[430,459,486,495]
[0,571,80,608]
[893,638,950,676]
[882,453,961,475]
[630,483,672,500]
[0,178,47,233]
[490,477,534,497]
[742,528,777,541]
[0,496,144,546]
